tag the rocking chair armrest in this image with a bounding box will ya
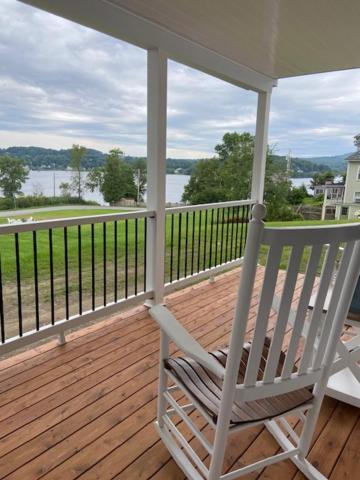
[150,305,225,378]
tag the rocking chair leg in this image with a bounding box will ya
[157,331,169,427]
[208,414,231,480]
[292,456,328,480]
[298,397,324,461]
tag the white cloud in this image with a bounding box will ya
[0,0,359,159]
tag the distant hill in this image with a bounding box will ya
[0,146,198,175]
[298,153,351,171]
[271,153,352,177]
[0,146,354,177]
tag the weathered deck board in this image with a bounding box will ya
[0,267,358,480]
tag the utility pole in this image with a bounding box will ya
[53,171,56,198]
[321,187,328,221]
[137,168,140,205]
[286,150,292,177]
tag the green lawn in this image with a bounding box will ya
[0,208,128,224]
[0,208,357,340]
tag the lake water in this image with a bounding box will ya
[22,171,313,205]
[23,170,191,205]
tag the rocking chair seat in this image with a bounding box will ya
[165,337,313,425]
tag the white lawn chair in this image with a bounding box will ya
[150,204,360,480]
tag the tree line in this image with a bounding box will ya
[0,146,343,177]
[0,133,343,217]
[0,146,146,207]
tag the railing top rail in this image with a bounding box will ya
[0,209,155,234]
[166,199,255,215]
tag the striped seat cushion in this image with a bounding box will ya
[165,337,313,425]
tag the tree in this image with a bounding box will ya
[59,182,71,198]
[70,144,87,199]
[182,131,298,221]
[0,155,28,206]
[287,184,309,205]
[182,158,224,204]
[310,171,334,190]
[354,133,360,150]
[132,158,147,203]
[86,148,137,205]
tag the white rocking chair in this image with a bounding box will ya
[273,245,360,407]
[150,204,360,480]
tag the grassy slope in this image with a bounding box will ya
[0,209,358,338]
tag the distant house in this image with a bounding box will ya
[335,134,360,220]
[313,181,345,200]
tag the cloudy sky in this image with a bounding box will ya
[0,0,359,159]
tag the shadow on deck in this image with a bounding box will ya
[0,268,358,479]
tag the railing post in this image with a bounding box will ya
[146,48,167,305]
[251,90,272,203]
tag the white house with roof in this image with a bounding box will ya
[335,134,360,220]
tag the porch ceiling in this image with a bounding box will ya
[21,0,360,81]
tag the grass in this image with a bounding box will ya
[0,208,129,224]
[0,208,358,340]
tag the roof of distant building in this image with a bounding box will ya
[347,152,360,162]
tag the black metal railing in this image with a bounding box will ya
[0,200,253,348]
[165,201,253,284]
[0,211,151,343]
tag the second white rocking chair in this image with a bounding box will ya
[150,204,360,480]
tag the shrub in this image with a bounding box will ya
[0,195,98,210]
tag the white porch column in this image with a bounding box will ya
[146,48,167,305]
[251,90,272,203]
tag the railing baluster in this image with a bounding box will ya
[144,217,147,291]
[33,231,40,330]
[230,206,235,260]
[78,225,82,315]
[203,209,208,271]
[63,227,69,320]
[239,206,245,257]
[244,204,250,250]
[49,229,55,325]
[220,208,225,264]
[191,211,195,275]
[135,218,138,295]
[197,211,202,273]
[0,256,5,343]
[215,208,220,266]
[103,222,106,306]
[184,212,189,278]
[91,224,95,311]
[209,209,214,269]
[114,221,118,302]
[125,219,128,298]
[177,213,182,280]
[234,206,240,259]
[225,207,230,262]
[170,214,174,283]
[15,233,22,336]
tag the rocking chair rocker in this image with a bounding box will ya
[150,204,360,480]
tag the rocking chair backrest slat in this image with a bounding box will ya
[312,240,355,371]
[281,244,323,379]
[228,206,360,405]
[262,244,304,384]
[243,243,283,387]
[298,242,341,375]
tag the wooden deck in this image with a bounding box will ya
[0,268,358,480]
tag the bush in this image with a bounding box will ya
[266,204,303,221]
[0,195,98,210]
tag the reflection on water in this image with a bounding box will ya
[22,171,191,205]
[21,171,313,205]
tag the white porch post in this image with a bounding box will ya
[146,48,167,305]
[251,90,272,203]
